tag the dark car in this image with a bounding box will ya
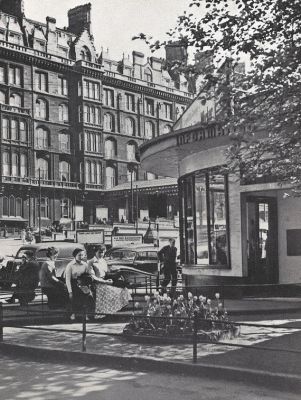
[104,245,160,286]
[0,241,85,289]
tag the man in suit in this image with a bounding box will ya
[158,238,178,298]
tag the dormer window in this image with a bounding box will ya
[80,46,91,62]
[144,68,152,83]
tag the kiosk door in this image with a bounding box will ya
[246,197,278,283]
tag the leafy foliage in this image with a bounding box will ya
[135,0,301,194]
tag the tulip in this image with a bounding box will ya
[188,292,193,299]
[215,293,220,299]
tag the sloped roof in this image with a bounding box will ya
[106,177,178,193]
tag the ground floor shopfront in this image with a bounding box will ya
[0,177,179,235]
[140,124,301,285]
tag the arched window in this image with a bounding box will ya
[105,138,117,158]
[59,103,69,122]
[35,127,49,149]
[11,152,19,176]
[80,46,91,62]
[59,161,70,181]
[9,195,15,217]
[15,197,22,217]
[144,68,152,83]
[59,132,70,152]
[106,166,116,189]
[40,197,49,218]
[2,117,9,139]
[0,90,5,104]
[20,154,27,177]
[145,121,155,139]
[104,113,114,131]
[2,196,9,216]
[11,119,18,140]
[95,107,101,125]
[36,158,48,179]
[126,142,137,161]
[10,93,21,107]
[19,120,27,142]
[2,152,10,176]
[163,124,172,134]
[125,117,135,136]
[35,98,47,119]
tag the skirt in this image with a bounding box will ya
[95,283,131,319]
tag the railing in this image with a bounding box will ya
[2,175,80,189]
[84,183,104,190]
[0,104,31,116]
[75,60,103,71]
[103,70,194,99]
[104,150,116,160]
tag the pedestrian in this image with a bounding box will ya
[65,248,94,321]
[158,238,178,298]
[21,229,26,244]
[6,250,39,305]
[39,247,68,309]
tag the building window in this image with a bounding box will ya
[103,89,114,107]
[0,90,5,104]
[83,105,101,125]
[59,103,69,122]
[145,121,155,139]
[2,152,10,176]
[125,117,135,136]
[86,132,101,153]
[125,93,135,111]
[36,72,48,92]
[35,158,49,180]
[40,197,49,218]
[3,195,23,217]
[163,124,172,134]
[11,153,19,177]
[58,77,68,96]
[9,33,21,45]
[35,127,49,149]
[19,121,27,142]
[105,166,116,189]
[20,154,27,177]
[80,46,91,62]
[145,98,154,116]
[2,118,9,139]
[59,161,70,181]
[144,68,152,82]
[9,93,22,108]
[15,197,22,217]
[59,132,70,152]
[61,198,72,218]
[11,119,18,140]
[180,170,229,267]
[104,139,117,158]
[104,113,114,131]
[9,66,21,86]
[163,103,172,120]
[35,98,47,119]
[2,196,9,216]
[0,66,5,83]
[127,166,137,182]
[83,80,100,100]
[146,172,156,181]
[126,142,137,161]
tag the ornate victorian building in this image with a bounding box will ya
[0,0,193,232]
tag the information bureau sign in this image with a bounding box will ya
[112,235,143,247]
[176,124,227,146]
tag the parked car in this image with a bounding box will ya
[0,241,85,289]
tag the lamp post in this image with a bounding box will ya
[127,162,136,224]
[38,168,41,240]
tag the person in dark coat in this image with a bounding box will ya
[158,238,178,298]
[6,250,40,305]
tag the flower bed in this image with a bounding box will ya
[123,292,240,344]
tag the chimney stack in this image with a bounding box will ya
[68,3,92,35]
[0,0,24,18]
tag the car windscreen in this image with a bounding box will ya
[16,248,36,258]
[135,251,158,261]
[108,250,136,260]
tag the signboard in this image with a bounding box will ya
[76,230,104,244]
[112,234,143,247]
[287,229,301,256]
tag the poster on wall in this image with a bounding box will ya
[77,230,104,244]
[112,234,143,247]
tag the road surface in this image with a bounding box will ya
[0,355,299,400]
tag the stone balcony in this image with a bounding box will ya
[0,104,31,116]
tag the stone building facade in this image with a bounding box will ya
[0,0,193,232]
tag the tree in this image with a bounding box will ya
[134,0,301,195]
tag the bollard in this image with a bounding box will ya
[193,311,198,363]
[82,307,87,352]
[0,302,3,342]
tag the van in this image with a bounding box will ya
[0,241,85,288]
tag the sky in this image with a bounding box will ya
[24,0,191,60]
